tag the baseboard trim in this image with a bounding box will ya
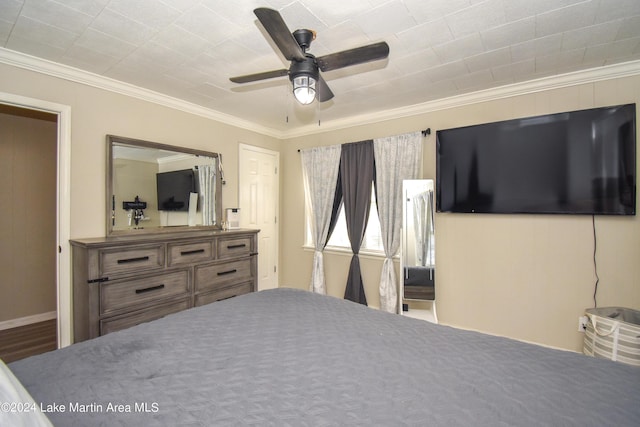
[0,311,57,331]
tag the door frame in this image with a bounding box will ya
[0,92,72,348]
[238,143,280,289]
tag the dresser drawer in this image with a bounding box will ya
[100,297,190,335]
[194,282,253,307]
[71,230,259,342]
[194,258,253,292]
[99,244,164,277]
[100,269,190,315]
[168,240,214,266]
[217,236,252,258]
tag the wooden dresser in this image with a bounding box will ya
[70,229,258,342]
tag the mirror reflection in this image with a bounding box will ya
[107,135,222,235]
[402,179,435,301]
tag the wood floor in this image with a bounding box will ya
[0,319,57,363]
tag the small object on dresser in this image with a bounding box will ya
[225,208,240,229]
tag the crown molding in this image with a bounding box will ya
[281,59,640,139]
[2,47,639,140]
[0,48,283,138]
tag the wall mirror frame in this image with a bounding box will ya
[106,135,222,237]
[401,179,436,320]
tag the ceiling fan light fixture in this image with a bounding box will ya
[229,8,389,105]
[292,75,316,105]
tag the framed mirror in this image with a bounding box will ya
[107,135,222,236]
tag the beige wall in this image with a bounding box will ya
[0,63,281,240]
[280,75,640,352]
[0,109,57,321]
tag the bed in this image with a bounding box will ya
[4,288,640,426]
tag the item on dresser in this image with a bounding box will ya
[6,288,640,427]
[70,229,258,342]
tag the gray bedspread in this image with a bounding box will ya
[9,288,640,426]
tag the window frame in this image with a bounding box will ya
[303,184,386,258]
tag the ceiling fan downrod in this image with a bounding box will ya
[292,29,315,53]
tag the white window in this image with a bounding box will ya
[306,184,384,254]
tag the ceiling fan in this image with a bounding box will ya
[229,7,390,105]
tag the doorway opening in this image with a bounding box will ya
[0,92,72,350]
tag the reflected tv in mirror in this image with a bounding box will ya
[156,169,195,212]
[436,104,636,215]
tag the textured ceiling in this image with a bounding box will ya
[1,0,640,135]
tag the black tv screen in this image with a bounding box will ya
[436,104,636,215]
[156,169,195,212]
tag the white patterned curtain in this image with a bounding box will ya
[198,160,216,226]
[300,145,342,294]
[373,132,422,312]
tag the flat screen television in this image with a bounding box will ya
[156,169,195,212]
[436,104,636,215]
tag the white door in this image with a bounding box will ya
[238,144,279,290]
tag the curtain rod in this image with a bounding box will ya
[297,128,431,152]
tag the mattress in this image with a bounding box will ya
[7,288,640,426]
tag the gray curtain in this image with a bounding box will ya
[373,132,422,312]
[300,145,342,294]
[340,140,375,305]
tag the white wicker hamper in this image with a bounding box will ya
[583,307,640,366]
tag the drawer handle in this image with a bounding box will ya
[227,244,246,249]
[181,249,205,256]
[135,284,165,294]
[217,269,237,276]
[117,256,150,264]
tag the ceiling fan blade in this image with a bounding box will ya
[230,68,288,84]
[317,75,334,102]
[254,8,305,62]
[316,41,390,72]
